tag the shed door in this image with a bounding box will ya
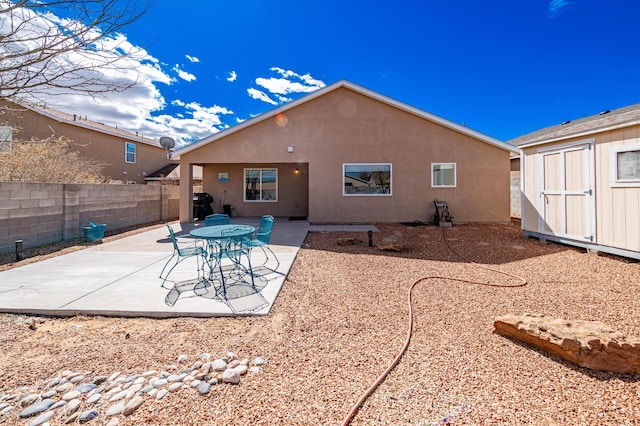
[538,143,595,242]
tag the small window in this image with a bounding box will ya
[125,142,136,164]
[611,145,640,187]
[343,163,391,196]
[432,163,456,187]
[244,168,278,201]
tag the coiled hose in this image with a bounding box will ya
[341,227,528,425]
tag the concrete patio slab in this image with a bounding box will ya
[0,218,309,318]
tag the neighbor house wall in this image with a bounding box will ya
[0,182,179,254]
[180,87,511,224]
[0,99,170,184]
[521,124,640,253]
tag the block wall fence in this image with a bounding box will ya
[510,174,521,219]
[0,182,180,255]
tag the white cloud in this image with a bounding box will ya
[227,70,237,82]
[247,88,278,105]
[173,65,196,82]
[185,54,200,63]
[249,68,325,105]
[548,0,574,17]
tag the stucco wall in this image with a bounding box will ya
[0,99,170,184]
[0,182,179,254]
[180,87,512,224]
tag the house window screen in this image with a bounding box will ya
[125,142,136,164]
[245,168,278,201]
[432,163,456,187]
[616,150,640,181]
[343,164,392,195]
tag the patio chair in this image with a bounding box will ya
[213,226,256,296]
[247,215,280,270]
[160,223,208,288]
[205,213,230,226]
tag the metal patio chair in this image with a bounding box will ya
[159,223,208,288]
[247,215,280,270]
[204,213,230,226]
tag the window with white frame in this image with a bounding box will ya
[432,163,456,187]
[125,142,136,163]
[343,163,392,195]
[244,168,278,201]
[612,145,640,186]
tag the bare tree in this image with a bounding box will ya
[0,134,108,183]
[0,0,151,102]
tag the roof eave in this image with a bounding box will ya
[516,119,640,149]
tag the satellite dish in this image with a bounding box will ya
[159,136,175,159]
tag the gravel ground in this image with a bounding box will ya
[1,222,640,425]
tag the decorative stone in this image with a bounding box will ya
[167,374,181,383]
[211,359,227,371]
[235,365,248,375]
[19,399,55,418]
[228,360,241,369]
[69,375,85,384]
[107,372,121,382]
[249,366,263,374]
[41,390,56,399]
[197,382,211,395]
[106,417,120,426]
[125,374,139,383]
[133,376,146,385]
[253,357,266,366]
[142,370,156,377]
[168,382,182,392]
[156,389,168,400]
[240,358,250,366]
[123,396,144,416]
[138,385,153,394]
[93,376,108,386]
[153,379,167,388]
[65,411,80,424]
[201,362,212,373]
[86,393,101,404]
[56,383,74,393]
[201,353,211,360]
[1,405,13,415]
[65,398,81,416]
[107,401,125,416]
[336,237,363,246]
[79,409,99,423]
[62,390,81,401]
[20,394,40,407]
[222,369,240,385]
[50,400,66,410]
[177,354,188,363]
[110,390,130,402]
[494,313,640,375]
[377,234,406,252]
[28,410,54,426]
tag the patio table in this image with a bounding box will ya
[190,224,255,298]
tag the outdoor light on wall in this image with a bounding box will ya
[294,168,300,174]
[287,145,295,153]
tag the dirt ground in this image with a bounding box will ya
[1,222,639,425]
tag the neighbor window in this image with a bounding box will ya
[245,168,278,201]
[432,163,456,187]
[613,147,640,184]
[343,163,392,195]
[125,142,136,163]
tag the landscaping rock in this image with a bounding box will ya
[494,313,640,375]
[336,237,362,246]
[377,234,406,252]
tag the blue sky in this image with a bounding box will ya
[6,0,640,146]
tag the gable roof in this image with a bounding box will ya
[173,79,517,159]
[510,103,640,148]
[2,98,162,148]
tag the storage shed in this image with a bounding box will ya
[510,103,640,259]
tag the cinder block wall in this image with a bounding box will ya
[510,174,521,218]
[0,182,180,254]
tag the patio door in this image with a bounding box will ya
[538,141,595,242]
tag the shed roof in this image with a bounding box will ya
[172,79,517,159]
[510,103,640,148]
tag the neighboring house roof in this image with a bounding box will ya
[173,80,518,159]
[144,163,203,182]
[3,98,162,149]
[510,103,640,148]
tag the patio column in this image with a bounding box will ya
[179,162,194,223]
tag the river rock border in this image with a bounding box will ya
[0,352,266,425]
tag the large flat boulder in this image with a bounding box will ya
[494,313,640,375]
